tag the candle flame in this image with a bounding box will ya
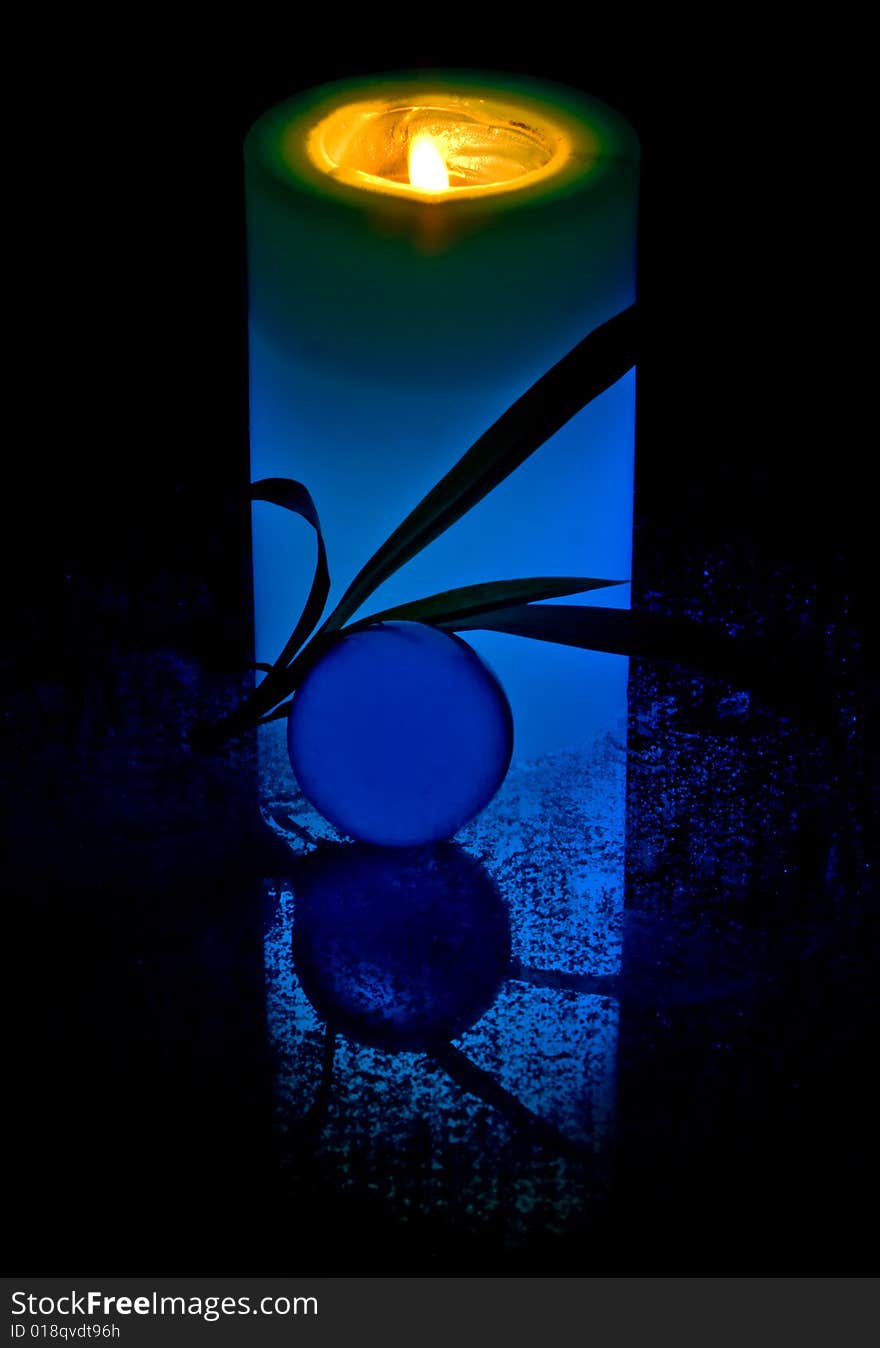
[408,132,450,193]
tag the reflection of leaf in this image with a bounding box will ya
[350,576,625,631]
[321,306,637,634]
[430,1043,589,1160]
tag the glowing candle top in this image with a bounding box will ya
[249,72,637,214]
[306,85,577,201]
[245,72,638,373]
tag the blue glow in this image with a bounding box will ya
[288,622,513,846]
[263,838,621,1241]
[250,347,633,759]
[253,344,633,996]
[247,77,638,1248]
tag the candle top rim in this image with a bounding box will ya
[246,70,639,213]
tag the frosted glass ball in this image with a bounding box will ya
[287,621,513,846]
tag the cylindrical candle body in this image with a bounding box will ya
[247,72,638,970]
[252,73,638,1229]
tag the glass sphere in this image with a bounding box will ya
[287,621,513,845]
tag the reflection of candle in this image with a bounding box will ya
[247,70,638,950]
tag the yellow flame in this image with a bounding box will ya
[408,132,450,192]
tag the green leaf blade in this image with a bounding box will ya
[440,603,831,728]
[349,576,626,631]
[190,479,331,750]
[250,477,330,671]
[322,306,637,633]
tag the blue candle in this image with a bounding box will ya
[248,68,638,962]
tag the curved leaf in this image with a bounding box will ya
[442,602,725,659]
[321,306,637,634]
[250,478,330,670]
[349,575,626,631]
[190,479,330,750]
[442,603,830,725]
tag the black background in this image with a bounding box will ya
[16,23,865,649]
[6,19,874,1272]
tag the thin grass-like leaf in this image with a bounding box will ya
[441,603,829,725]
[349,576,625,631]
[257,700,295,726]
[246,581,624,736]
[190,479,330,750]
[441,602,727,659]
[250,478,330,670]
[320,306,637,634]
[190,314,637,750]
[191,633,334,751]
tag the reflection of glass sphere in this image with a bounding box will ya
[292,842,510,1051]
[287,621,513,846]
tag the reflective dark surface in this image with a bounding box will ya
[7,540,872,1270]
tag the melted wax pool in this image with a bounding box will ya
[287,621,513,846]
